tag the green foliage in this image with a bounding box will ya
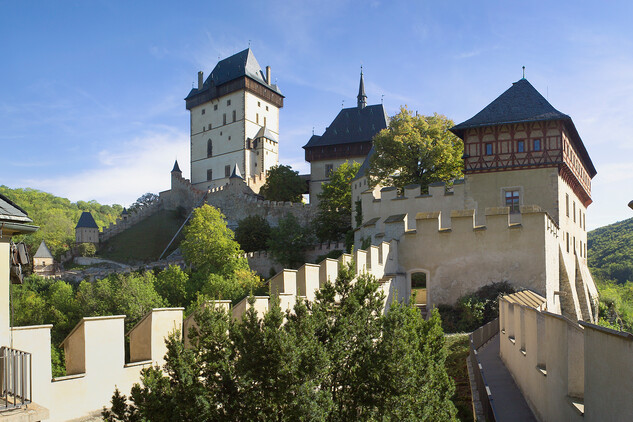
[234,215,271,252]
[438,281,516,333]
[77,242,96,257]
[444,334,474,422]
[367,107,463,192]
[259,164,306,203]
[181,204,261,302]
[128,192,159,213]
[0,186,122,259]
[108,264,457,421]
[354,199,363,228]
[314,161,361,242]
[313,249,344,264]
[267,214,315,269]
[588,217,633,285]
[155,265,189,308]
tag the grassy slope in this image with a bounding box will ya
[445,333,473,422]
[98,209,186,263]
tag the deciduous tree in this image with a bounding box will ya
[259,165,306,203]
[234,215,271,252]
[368,107,463,192]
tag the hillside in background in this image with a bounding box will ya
[588,217,633,285]
[0,186,123,259]
[97,209,186,263]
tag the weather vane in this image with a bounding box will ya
[522,66,526,79]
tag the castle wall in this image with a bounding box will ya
[99,201,163,243]
[499,298,633,422]
[76,227,99,244]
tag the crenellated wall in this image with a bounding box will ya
[246,240,346,276]
[10,309,183,422]
[99,201,164,243]
[499,296,633,421]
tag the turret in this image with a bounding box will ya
[357,68,367,109]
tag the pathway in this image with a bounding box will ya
[478,334,537,422]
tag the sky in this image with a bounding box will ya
[1,0,632,230]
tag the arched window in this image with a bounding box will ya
[207,139,213,157]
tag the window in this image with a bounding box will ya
[485,143,493,155]
[225,165,231,177]
[517,140,524,153]
[214,104,218,111]
[534,139,541,151]
[505,190,520,213]
[227,99,231,106]
[207,169,212,181]
[228,136,231,140]
[258,101,261,107]
[266,105,269,111]
[264,116,267,126]
[201,108,205,115]
[567,232,570,253]
[325,164,334,177]
[223,114,226,125]
[256,113,259,124]
[207,139,213,157]
[566,194,569,217]
[573,201,576,222]
[208,123,212,130]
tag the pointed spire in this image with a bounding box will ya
[357,67,367,109]
[230,163,243,179]
[171,160,182,173]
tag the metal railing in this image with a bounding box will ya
[469,318,499,422]
[0,347,32,411]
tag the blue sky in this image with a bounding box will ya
[1,1,632,229]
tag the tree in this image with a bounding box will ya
[180,204,261,301]
[267,214,315,269]
[234,215,271,252]
[129,192,159,213]
[368,107,463,192]
[155,265,189,307]
[259,165,306,203]
[314,161,361,242]
[106,263,457,421]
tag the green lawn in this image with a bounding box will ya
[445,333,473,421]
[97,209,186,263]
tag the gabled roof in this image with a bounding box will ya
[451,78,596,177]
[0,194,32,224]
[185,48,282,100]
[303,104,389,149]
[34,241,54,259]
[76,211,98,229]
[254,126,278,143]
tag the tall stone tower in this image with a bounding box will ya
[185,49,284,191]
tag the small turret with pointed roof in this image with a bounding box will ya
[230,163,243,179]
[357,68,367,109]
[171,160,182,174]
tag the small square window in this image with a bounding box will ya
[227,100,231,106]
[228,136,231,140]
[517,140,524,153]
[214,104,218,111]
[266,105,269,111]
[201,109,205,115]
[225,165,231,177]
[258,101,261,107]
[485,143,493,155]
[207,169,213,181]
[534,139,541,151]
[208,123,212,130]
[325,164,334,177]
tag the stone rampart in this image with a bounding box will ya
[499,296,633,421]
[11,308,183,422]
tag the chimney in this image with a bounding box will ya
[197,71,203,89]
[266,66,271,84]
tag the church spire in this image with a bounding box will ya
[357,67,367,109]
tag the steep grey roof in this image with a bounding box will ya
[121,207,129,215]
[34,241,54,259]
[451,79,570,132]
[230,164,243,179]
[352,146,375,180]
[76,211,98,229]
[172,160,182,173]
[186,48,282,99]
[451,78,596,177]
[254,126,278,143]
[303,104,389,149]
[357,71,367,108]
[0,194,32,224]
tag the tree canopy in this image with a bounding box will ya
[314,161,361,242]
[368,107,463,192]
[104,264,457,421]
[128,192,159,213]
[267,213,314,269]
[259,165,306,203]
[234,215,271,252]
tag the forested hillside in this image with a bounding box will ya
[0,186,123,259]
[588,216,633,331]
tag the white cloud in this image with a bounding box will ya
[18,128,189,207]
